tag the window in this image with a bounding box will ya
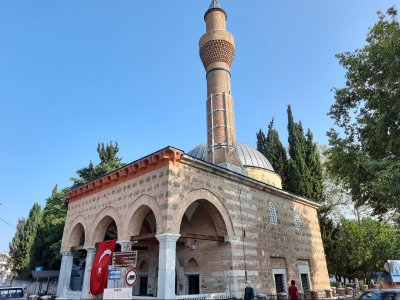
[293,209,301,229]
[272,269,287,293]
[269,202,278,225]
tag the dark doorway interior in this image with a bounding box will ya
[274,274,285,293]
[301,273,310,297]
[139,276,148,296]
[188,275,200,295]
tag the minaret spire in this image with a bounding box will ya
[199,1,243,173]
[208,0,222,10]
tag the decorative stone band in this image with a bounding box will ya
[66,147,184,203]
[199,30,235,48]
[206,67,231,78]
[200,39,235,69]
[207,142,236,150]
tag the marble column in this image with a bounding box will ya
[81,246,96,299]
[56,250,73,297]
[156,233,180,300]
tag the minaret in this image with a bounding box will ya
[200,0,243,173]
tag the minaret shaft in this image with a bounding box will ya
[200,6,242,170]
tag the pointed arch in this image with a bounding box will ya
[187,258,199,268]
[89,206,121,244]
[62,214,88,249]
[171,189,235,236]
[120,194,163,240]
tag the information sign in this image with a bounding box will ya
[112,251,137,268]
[103,288,132,299]
[35,266,43,271]
[108,268,122,280]
[125,269,138,287]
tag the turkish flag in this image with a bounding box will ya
[90,240,117,295]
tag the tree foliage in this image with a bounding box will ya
[256,106,324,202]
[327,7,400,215]
[9,203,42,277]
[32,186,68,270]
[257,118,288,184]
[286,105,310,197]
[329,218,400,280]
[71,141,124,188]
[305,130,324,201]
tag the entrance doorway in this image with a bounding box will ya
[139,276,148,296]
[187,275,199,295]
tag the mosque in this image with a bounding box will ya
[56,1,330,299]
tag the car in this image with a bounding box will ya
[0,286,27,299]
[356,289,400,300]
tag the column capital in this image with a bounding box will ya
[118,240,132,252]
[155,233,180,243]
[60,250,73,256]
[83,246,96,252]
[117,240,132,246]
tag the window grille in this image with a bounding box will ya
[269,201,278,225]
[293,209,301,229]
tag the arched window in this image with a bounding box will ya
[293,209,301,229]
[269,201,278,225]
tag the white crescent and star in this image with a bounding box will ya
[97,249,112,274]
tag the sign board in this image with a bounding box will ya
[125,269,138,287]
[388,260,400,283]
[35,266,43,271]
[108,268,122,280]
[112,251,137,268]
[103,288,132,300]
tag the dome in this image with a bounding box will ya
[188,142,275,172]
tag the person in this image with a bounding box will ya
[288,280,298,300]
[244,281,254,300]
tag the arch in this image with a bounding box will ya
[171,189,235,236]
[89,206,122,244]
[62,214,88,249]
[120,194,163,240]
[68,223,85,248]
[187,258,199,268]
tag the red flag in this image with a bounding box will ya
[90,240,117,295]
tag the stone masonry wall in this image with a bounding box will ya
[167,159,330,296]
[61,166,170,249]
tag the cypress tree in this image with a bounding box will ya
[286,105,310,197]
[257,118,288,186]
[9,203,42,277]
[9,218,27,274]
[305,129,324,201]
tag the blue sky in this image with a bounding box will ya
[0,0,397,252]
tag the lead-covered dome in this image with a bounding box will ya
[188,142,282,189]
[188,142,274,171]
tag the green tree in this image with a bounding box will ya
[327,7,400,216]
[257,118,288,184]
[9,218,27,274]
[32,186,68,270]
[24,203,43,274]
[331,218,400,280]
[286,105,310,197]
[71,141,125,188]
[305,130,324,201]
[9,203,42,277]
